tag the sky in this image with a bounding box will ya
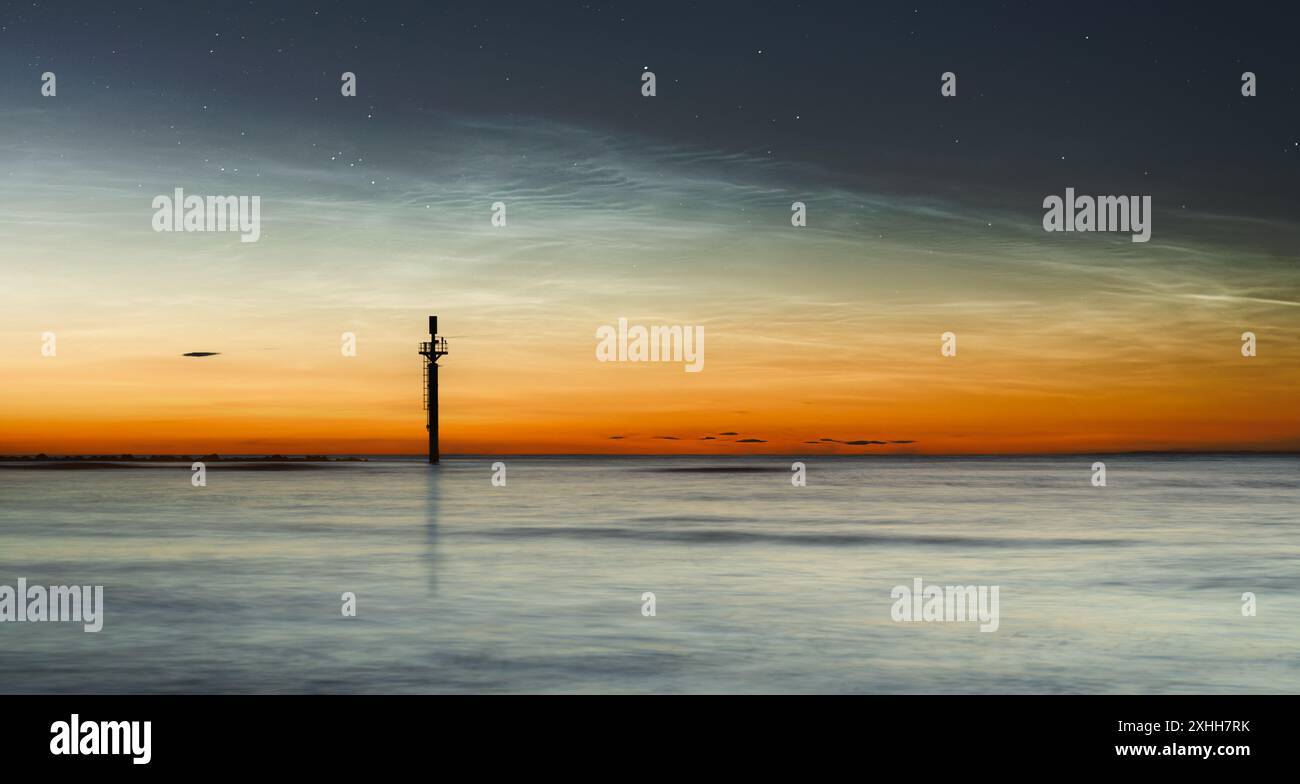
[1,1,1298,455]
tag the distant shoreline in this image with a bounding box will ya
[1,451,1297,463]
[0,454,368,463]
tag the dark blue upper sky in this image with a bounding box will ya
[3,0,1297,218]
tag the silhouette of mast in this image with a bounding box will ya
[418,316,448,464]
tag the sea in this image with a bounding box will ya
[0,455,1296,694]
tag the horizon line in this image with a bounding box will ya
[3,450,1299,459]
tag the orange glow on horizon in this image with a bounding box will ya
[3,317,1297,456]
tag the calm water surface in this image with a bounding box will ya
[0,456,1296,693]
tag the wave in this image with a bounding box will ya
[458,525,1135,548]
